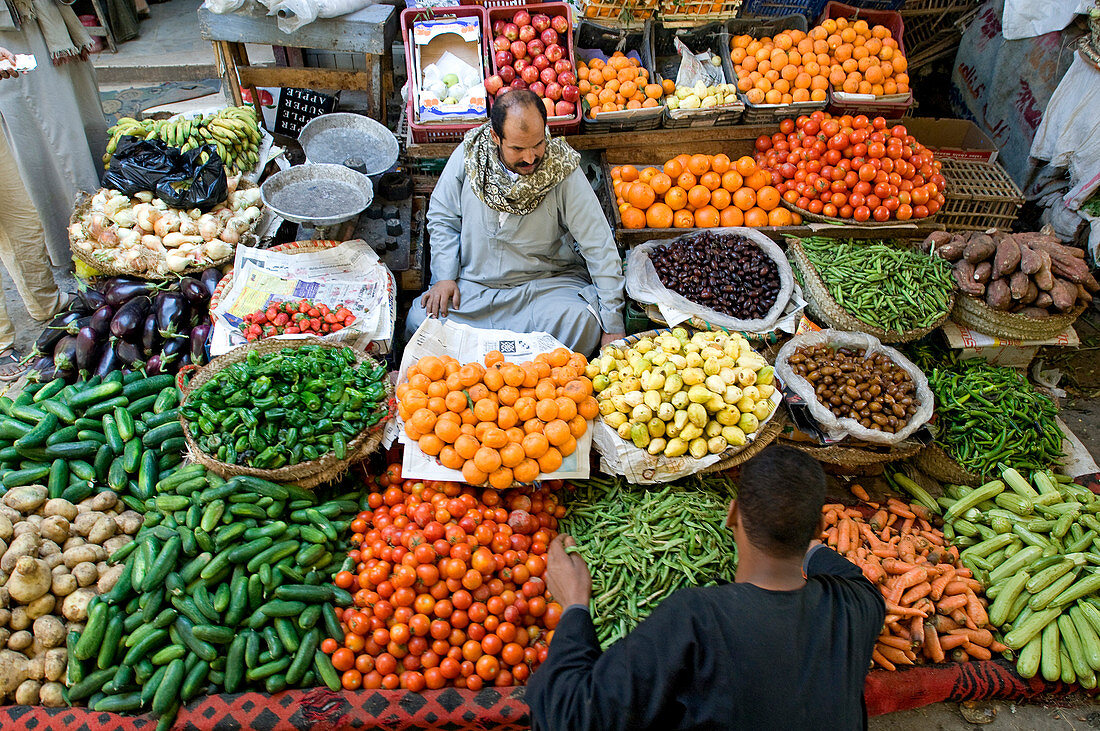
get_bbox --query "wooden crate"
[937,158,1024,231]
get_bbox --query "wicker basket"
[179,337,392,488]
[69,182,258,280]
[951,295,1086,342]
[938,158,1024,231]
[779,435,924,465]
[913,443,982,486]
[781,198,936,227]
[788,237,955,343]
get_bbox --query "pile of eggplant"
[29,268,223,382]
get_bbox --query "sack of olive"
[775,330,933,445]
[625,228,799,334]
[923,230,1098,317]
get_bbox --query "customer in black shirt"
[526,445,886,731]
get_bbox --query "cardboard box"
[410,15,487,124]
[899,118,999,164]
[940,320,1079,368]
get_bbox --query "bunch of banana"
[103,106,262,175]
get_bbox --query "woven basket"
[778,434,924,466]
[179,337,392,488]
[69,182,259,280]
[788,238,955,343]
[951,295,1086,341]
[912,443,983,486]
[781,198,937,228]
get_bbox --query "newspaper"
[210,240,395,356]
[384,318,592,483]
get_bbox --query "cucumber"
[32,379,65,403]
[9,403,47,424]
[13,413,57,449]
[144,421,184,448]
[224,634,247,693]
[286,628,320,685]
[2,464,50,488]
[114,405,136,442]
[181,660,210,701]
[154,386,179,414]
[68,381,123,409]
[47,459,68,498]
[94,691,143,713]
[137,450,159,499]
[68,667,116,702]
[108,456,128,492]
[85,395,130,419]
[193,624,235,645]
[144,409,181,429]
[150,644,187,665]
[152,657,186,716]
[125,393,159,417]
[124,373,176,400]
[41,399,77,424]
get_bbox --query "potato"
[0,608,9,627]
[38,516,68,544]
[0,506,19,525]
[14,679,40,705]
[61,536,84,552]
[2,533,40,574]
[62,545,98,569]
[72,562,98,588]
[43,648,66,682]
[87,516,116,545]
[32,616,64,649]
[39,681,65,707]
[8,607,28,631]
[7,630,31,651]
[103,535,132,557]
[97,565,124,595]
[0,514,12,542]
[115,511,143,536]
[61,588,95,622]
[83,492,118,512]
[42,553,64,570]
[41,499,76,522]
[71,513,98,538]
[1,486,46,514]
[50,573,76,598]
[24,595,55,620]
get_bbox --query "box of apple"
[484,5,581,123]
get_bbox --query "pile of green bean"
[797,237,955,333]
[929,361,1064,477]
[559,476,737,648]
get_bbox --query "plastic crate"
[658,0,744,29]
[737,0,826,20]
[817,2,913,118]
[937,158,1024,231]
[485,2,583,133]
[576,20,664,133]
[401,5,490,143]
[650,22,745,128]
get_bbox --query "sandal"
[0,350,27,382]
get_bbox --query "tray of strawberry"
[239,299,356,340]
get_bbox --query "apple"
[529,81,545,97]
[494,35,511,52]
[513,10,530,27]
[540,66,557,85]
[510,40,528,60]
[495,50,514,68]
[554,100,575,116]
[527,39,544,57]
[551,15,568,33]
[521,65,540,84]
[554,59,572,75]
[557,70,576,87]
[545,82,562,101]
[562,84,580,103]
[545,44,564,63]
[493,19,505,34]
[519,24,537,42]
[510,78,528,90]
[499,65,516,83]
[531,13,551,32]
[503,23,519,41]
[532,54,549,71]
[513,58,529,72]
[484,75,504,96]
[542,97,555,117]
[540,28,558,47]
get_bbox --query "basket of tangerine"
[578,52,666,133]
[396,348,600,488]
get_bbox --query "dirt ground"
[872,698,1100,729]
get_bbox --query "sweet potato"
[1077,283,1093,304]
[1018,243,1042,275]
[1019,307,1051,319]
[1035,291,1054,309]
[964,234,996,264]
[953,262,985,297]
[1021,281,1039,305]
[985,279,1012,310]
[1034,252,1054,291]
[935,239,967,262]
[1051,278,1078,311]
[973,261,992,284]
[1009,271,1030,300]
[993,237,1021,278]
[921,231,951,253]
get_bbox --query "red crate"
[485,2,583,133]
[817,1,913,119]
[401,5,490,143]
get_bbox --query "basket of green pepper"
[178,337,392,488]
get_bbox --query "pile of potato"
[0,485,141,706]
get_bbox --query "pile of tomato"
[322,463,566,691]
[754,111,947,223]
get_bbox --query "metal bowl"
[260,163,374,227]
[298,112,400,178]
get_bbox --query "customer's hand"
[421,280,460,317]
[546,535,592,609]
[600,331,625,347]
[0,48,18,79]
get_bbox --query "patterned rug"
[99,79,224,125]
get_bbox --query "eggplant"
[49,315,92,337]
[104,278,158,307]
[200,268,223,298]
[90,305,115,338]
[161,337,187,361]
[154,292,188,334]
[27,355,56,383]
[116,340,144,365]
[190,323,211,366]
[77,288,108,312]
[173,351,192,374]
[93,341,122,379]
[34,311,83,353]
[110,296,151,340]
[75,327,100,374]
[180,277,210,306]
[146,353,169,376]
[53,335,79,372]
[141,314,161,355]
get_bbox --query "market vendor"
[404,89,625,355]
[527,446,886,730]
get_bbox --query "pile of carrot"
[823,485,1004,670]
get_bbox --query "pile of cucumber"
[0,373,186,505]
[941,466,1100,686]
[68,467,359,728]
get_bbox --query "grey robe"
[405,146,625,356]
[0,24,106,266]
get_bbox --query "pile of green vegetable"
[559,476,737,648]
[795,237,955,333]
[0,372,185,503]
[941,466,1100,687]
[180,344,388,469]
[928,362,1063,477]
[68,467,358,727]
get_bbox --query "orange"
[458,363,483,387]
[699,171,721,191]
[434,419,460,444]
[710,188,731,210]
[562,379,590,403]
[411,407,437,434]
[687,154,711,176]
[454,434,480,460]
[645,83,663,99]
[711,153,731,173]
[639,166,658,184]
[427,396,447,415]
[621,206,646,229]
[482,367,504,392]
[500,364,524,388]
[687,185,711,209]
[419,434,444,457]
[734,156,757,177]
[467,383,490,403]
[473,398,498,422]
[694,206,720,228]
[768,207,793,226]
[537,447,563,474]
[497,405,518,430]
[513,458,540,484]
[744,207,770,227]
[505,426,525,443]
[461,461,488,486]
[627,184,656,210]
[482,427,508,449]
[557,436,578,458]
[408,373,431,392]
[445,372,463,391]
[555,396,578,421]
[642,202,671,228]
[488,466,514,490]
[439,445,463,470]
[567,414,588,439]
[499,442,526,469]
[663,158,683,178]
[418,356,445,381]
[521,432,550,459]
[676,171,697,190]
[444,390,467,413]
[665,186,688,211]
[548,348,571,367]
[745,170,770,191]
[674,209,695,228]
[473,446,502,473]
[535,399,559,422]
[578,396,599,420]
[756,185,781,211]
[721,170,744,191]
[650,173,672,195]
[732,187,756,211]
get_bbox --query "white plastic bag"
[775,330,933,445]
[267,0,374,33]
[626,227,800,334]
[203,0,249,13]
[672,36,723,88]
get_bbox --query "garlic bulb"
[187,208,203,220]
[165,252,190,272]
[134,191,154,203]
[179,218,200,237]
[91,190,109,212]
[104,195,129,218]
[99,226,120,247]
[154,211,181,238]
[111,208,136,228]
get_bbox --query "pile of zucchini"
[941,466,1100,685]
[0,372,185,505]
[68,467,358,728]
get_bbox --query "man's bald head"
[490,89,549,176]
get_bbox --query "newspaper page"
[210,240,395,355]
[384,318,592,482]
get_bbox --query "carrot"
[844,508,863,519]
[964,642,992,661]
[924,624,945,663]
[877,645,915,666]
[878,634,912,651]
[945,579,983,595]
[901,582,932,605]
[860,561,887,585]
[881,558,920,575]
[872,648,896,671]
[936,594,968,613]
[886,512,899,528]
[886,601,928,618]
[921,531,945,547]
[949,628,993,646]
[870,509,889,532]
[938,633,970,651]
[965,591,988,629]
[989,640,1008,654]
[930,614,960,633]
[950,609,971,627]
[909,615,925,648]
[886,567,928,604]
[929,567,956,600]
[900,517,915,535]
[954,566,972,579]
[951,648,970,663]
[851,484,870,502]
[837,518,854,555]
[910,503,933,523]
[824,526,839,548]
[887,499,916,519]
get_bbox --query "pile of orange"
[578,53,665,118]
[611,153,804,229]
[731,17,910,102]
[397,349,598,488]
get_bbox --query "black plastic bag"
[102,136,228,212]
